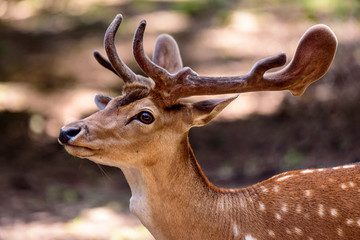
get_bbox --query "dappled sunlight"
[229,11,259,34]
[67,207,153,240]
[313,83,337,102]
[0,0,128,20]
[330,19,360,42]
[128,11,190,34]
[0,221,74,240]
[193,9,360,76]
[219,92,288,120]
[0,82,98,137]
[194,10,300,68]
[0,206,153,240]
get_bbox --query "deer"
[58,14,360,240]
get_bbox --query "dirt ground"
[1,1,360,239]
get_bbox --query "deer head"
[59,14,336,169]
[58,14,339,240]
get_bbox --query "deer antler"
[94,14,137,83]
[133,20,197,92]
[95,15,337,106]
[174,24,338,99]
[133,20,337,105]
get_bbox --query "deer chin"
[63,143,98,158]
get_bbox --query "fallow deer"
[59,14,359,240]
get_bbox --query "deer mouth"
[58,128,100,158]
[59,141,98,158]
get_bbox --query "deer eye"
[137,111,154,124]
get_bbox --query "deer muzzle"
[58,127,81,144]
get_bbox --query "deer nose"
[58,127,81,144]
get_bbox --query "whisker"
[96,164,113,183]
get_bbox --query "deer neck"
[120,135,257,240]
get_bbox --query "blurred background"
[1,0,360,239]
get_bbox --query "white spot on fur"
[337,228,343,236]
[259,202,265,211]
[296,204,302,213]
[233,224,239,237]
[330,208,338,217]
[273,186,279,192]
[268,230,275,237]
[343,164,355,169]
[318,204,324,217]
[281,203,288,212]
[346,219,354,225]
[275,213,282,220]
[239,198,247,209]
[260,186,268,193]
[218,200,225,210]
[333,166,341,170]
[317,168,325,172]
[245,234,257,240]
[357,219,360,226]
[349,181,355,187]
[301,169,313,174]
[285,228,291,234]
[277,175,293,181]
[340,183,347,189]
[308,237,314,240]
[304,190,312,197]
[294,227,303,235]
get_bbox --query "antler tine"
[133,20,199,98]
[93,50,120,76]
[248,53,287,78]
[133,20,170,89]
[104,14,137,83]
[166,24,337,104]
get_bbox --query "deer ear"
[94,94,113,110]
[189,95,238,127]
[153,34,183,74]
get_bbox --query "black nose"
[58,127,81,144]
